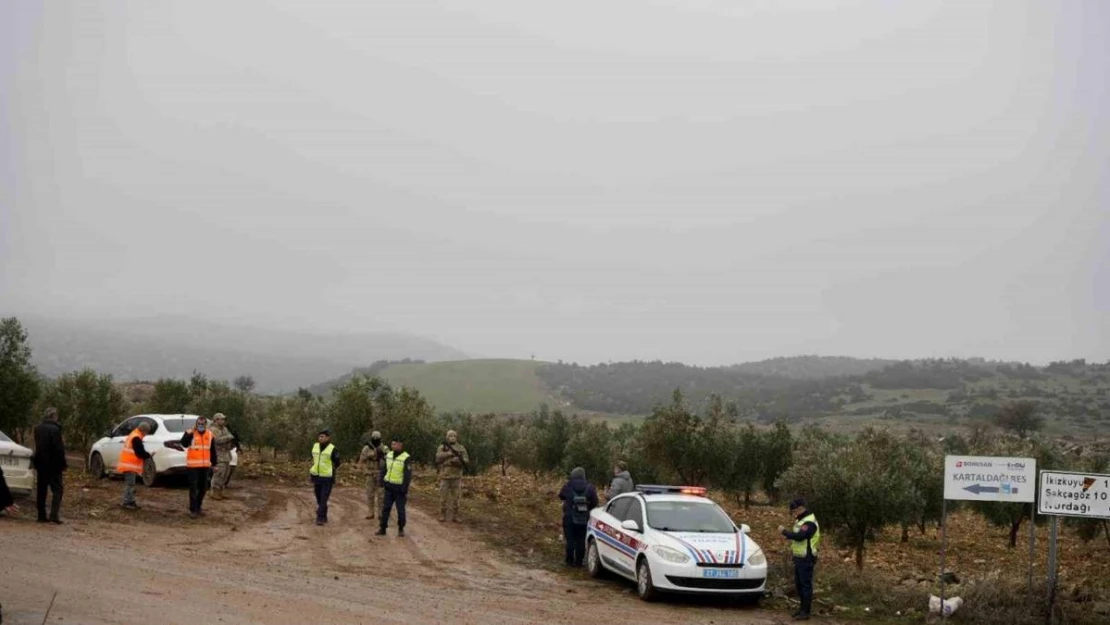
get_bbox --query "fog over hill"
[18,315,468,393]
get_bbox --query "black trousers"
[36,471,63,521]
[793,557,816,614]
[187,468,210,513]
[563,518,587,565]
[313,476,334,522]
[380,487,407,529]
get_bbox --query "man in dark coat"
[32,407,67,524]
[558,466,599,567]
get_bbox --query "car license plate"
[0,456,18,466]
[703,568,741,578]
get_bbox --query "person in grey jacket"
[606,461,633,499]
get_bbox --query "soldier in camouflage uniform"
[208,413,236,499]
[357,431,388,520]
[434,430,469,523]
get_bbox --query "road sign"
[944,455,1036,503]
[1038,470,1110,519]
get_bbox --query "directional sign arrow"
[964,484,1000,495]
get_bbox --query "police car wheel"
[586,541,604,578]
[636,558,657,602]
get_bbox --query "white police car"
[586,485,767,602]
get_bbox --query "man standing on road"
[558,467,599,568]
[357,431,387,520]
[375,436,411,538]
[208,413,236,499]
[605,461,633,500]
[180,415,216,519]
[119,422,153,510]
[434,429,469,523]
[32,407,67,524]
[310,428,340,526]
[780,498,820,621]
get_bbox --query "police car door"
[597,496,635,577]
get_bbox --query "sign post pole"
[1047,516,1058,611]
[939,497,948,621]
[1028,502,1035,599]
[1037,470,1110,617]
[942,455,1037,615]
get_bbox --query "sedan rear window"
[646,501,737,533]
[160,417,197,433]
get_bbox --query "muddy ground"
[0,473,800,625]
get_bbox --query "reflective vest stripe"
[310,443,335,478]
[185,430,213,468]
[118,429,145,474]
[384,451,409,485]
[791,513,820,558]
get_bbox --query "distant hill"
[19,315,468,394]
[310,359,567,414]
[729,355,896,379]
[536,358,1110,435]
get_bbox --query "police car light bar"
[636,484,707,496]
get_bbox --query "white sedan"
[586,485,768,602]
[0,430,35,496]
[89,414,200,486]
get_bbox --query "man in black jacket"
[32,407,67,524]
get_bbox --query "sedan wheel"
[586,541,605,578]
[89,453,105,479]
[636,558,657,602]
[141,458,157,487]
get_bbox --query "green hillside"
[380,359,566,414]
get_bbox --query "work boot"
[374,528,386,536]
[189,512,198,519]
[50,518,63,525]
[793,613,810,621]
[398,528,405,538]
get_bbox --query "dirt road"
[1,480,795,625]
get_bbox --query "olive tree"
[779,427,920,568]
[0,317,42,439]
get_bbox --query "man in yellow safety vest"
[309,428,341,526]
[374,436,412,538]
[780,497,820,621]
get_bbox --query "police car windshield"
[646,501,736,533]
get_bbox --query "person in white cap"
[357,431,388,520]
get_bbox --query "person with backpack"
[557,466,599,568]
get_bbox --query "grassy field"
[380,358,569,414]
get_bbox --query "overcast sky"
[2,0,1107,366]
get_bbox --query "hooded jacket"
[606,471,633,498]
[558,472,599,519]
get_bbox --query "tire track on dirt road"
[0,483,799,625]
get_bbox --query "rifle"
[441,441,469,473]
